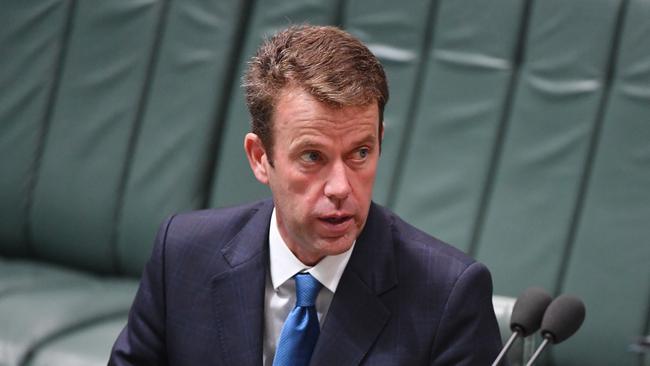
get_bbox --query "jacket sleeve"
[429,261,503,365]
[108,216,174,366]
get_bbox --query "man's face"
[245,87,381,265]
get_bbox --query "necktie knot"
[295,273,322,307]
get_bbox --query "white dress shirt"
[262,208,355,365]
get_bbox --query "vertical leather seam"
[333,0,347,27]
[110,0,172,276]
[466,0,535,258]
[385,0,442,209]
[201,0,257,209]
[24,0,78,258]
[553,0,631,295]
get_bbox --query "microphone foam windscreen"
[540,294,586,344]
[510,287,553,336]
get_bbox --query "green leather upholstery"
[1,0,649,365]
[474,1,650,364]
[556,0,650,363]
[392,0,526,252]
[475,0,621,295]
[25,317,128,366]
[0,281,136,365]
[28,0,161,273]
[0,260,93,296]
[0,0,69,256]
[114,0,246,276]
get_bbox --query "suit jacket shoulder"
[110,199,274,366]
[166,199,272,253]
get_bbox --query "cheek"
[354,168,377,194]
[285,172,313,196]
[284,165,326,195]
[280,173,322,217]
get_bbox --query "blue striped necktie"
[273,273,322,366]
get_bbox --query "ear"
[244,133,270,185]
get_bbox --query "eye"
[299,151,322,163]
[353,147,370,161]
[359,148,369,158]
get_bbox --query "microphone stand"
[491,331,520,366]
[525,338,550,366]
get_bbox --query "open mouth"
[321,216,350,224]
[319,215,353,225]
[317,215,354,236]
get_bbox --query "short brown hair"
[244,25,389,162]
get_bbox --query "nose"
[324,160,352,201]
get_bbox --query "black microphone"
[525,294,586,366]
[492,287,553,366]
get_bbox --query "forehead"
[272,87,379,143]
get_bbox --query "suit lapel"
[210,200,273,366]
[310,203,397,366]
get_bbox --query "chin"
[320,237,356,256]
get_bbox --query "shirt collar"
[268,208,355,293]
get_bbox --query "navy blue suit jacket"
[110,199,502,365]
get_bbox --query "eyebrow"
[289,138,326,151]
[353,134,378,147]
[290,133,378,151]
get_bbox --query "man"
[110,25,502,365]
